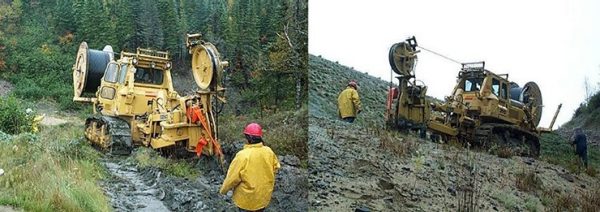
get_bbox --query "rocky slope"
[308,55,600,211]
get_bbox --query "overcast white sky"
[309,0,600,129]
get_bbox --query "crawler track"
[475,123,540,157]
[85,116,132,155]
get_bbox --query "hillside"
[308,54,600,211]
[309,55,390,126]
[557,91,600,147]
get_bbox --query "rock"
[406,202,417,208]
[280,155,301,166]
[523,158,535,165]
[315,180,328,189]
[447,187,457,196]
[0,80,13,97]
[318,192,328,198]
[558,173,574,182]
[355,207,371,212]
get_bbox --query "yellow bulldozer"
[385,37,561,157]
[72,33,228,162]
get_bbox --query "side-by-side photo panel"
[0,0,307,211]
[309,0,600,211]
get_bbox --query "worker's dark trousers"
[342,117,355,123]
[577,151,588,168]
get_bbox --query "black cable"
[417,45,463,65]
[84,49,111,93]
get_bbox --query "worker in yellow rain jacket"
[337,80,362,123]
[220,123,280,211]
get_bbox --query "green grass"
[492,190,519,210]
[524,196,540,212]
[515,167,543,192]
[0,123,110,211]
[540,132,600,174]
[133,148,200,180]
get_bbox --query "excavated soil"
[309,115,598,211]
[101,151,307,211]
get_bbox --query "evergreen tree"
[158,0,181,58]
[0,0,308,111]
[110,0,136,52]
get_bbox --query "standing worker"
[220,123,280,212]
[337,80,362,123]
[571,127,588,170]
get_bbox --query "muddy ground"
[33,104,307,211]
[101,151,307,211]
[308,115,598,211]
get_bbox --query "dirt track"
[0,80,12,96]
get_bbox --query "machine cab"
[454,62,511,120]
[97,49,176,116]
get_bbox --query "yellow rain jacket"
[31,114,45,133]
[220,143,280,210]
[337,86,361,118]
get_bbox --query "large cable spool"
[73,42,112,98]
[509,81,543,126]
[389,41,418,76]
[190,42,224,90]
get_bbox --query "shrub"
[587,92,600,112]
[515,168,543,192]
[549,193,576,211]
[378,131,418,158]
[497,146,513,159]
[581,187,600,212]
[219,107,308,161]
[0,96,33,134]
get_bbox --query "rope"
[417,45,463,65]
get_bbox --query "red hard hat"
[348,80,358,88]
[243,123,263,137]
